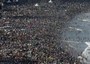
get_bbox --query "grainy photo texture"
[0,0,90,64]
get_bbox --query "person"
[7,0,11,3]
[15,0,18,2]
[0,2,3,19]
[0,3,2,10]
[13,0,18,4]
[13,0,18,2]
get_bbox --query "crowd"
[0,1,89,64]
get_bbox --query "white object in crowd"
[49,0,53,3]
[35,3,39,7]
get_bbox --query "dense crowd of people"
[0,1,90,64]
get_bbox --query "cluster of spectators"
[0,1,89,64]
[2,3,57,17]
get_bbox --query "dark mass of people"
[0,0,90,64]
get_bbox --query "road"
[62,12,90,56]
